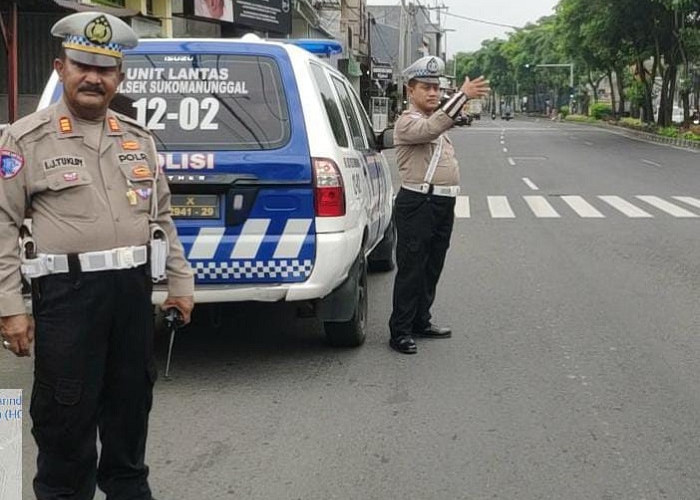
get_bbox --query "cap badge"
[426,58,439,74]
[85,15,112,45]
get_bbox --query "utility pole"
[397,0,410,110]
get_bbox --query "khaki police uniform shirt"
[0,98,194,316]
[394,105,460,186]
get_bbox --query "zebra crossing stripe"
[560,196,605,218]
[488,196,515,218]
[524,196,560,218]
[636,196,699,218]
[672,196,700,210]
[598,196,653,218]
[454,196,470,218]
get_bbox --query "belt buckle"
[115,247,135,268]
[420,183,431,194]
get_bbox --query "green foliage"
[682,131,700,142]
[589,103,613,120]
[565,114,597,123]
[559,105,570,118]
[658,126,679,138]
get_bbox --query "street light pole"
[535,63,575,114]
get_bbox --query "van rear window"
[113,54,290,151]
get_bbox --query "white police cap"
[51,11,138,67]
[403,56,445,84]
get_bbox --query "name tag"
[43,155,85,171]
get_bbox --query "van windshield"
[113,54,290,151]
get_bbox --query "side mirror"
[375,127,395,151]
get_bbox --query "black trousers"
[389,188,456,338]
[30,267,156,500]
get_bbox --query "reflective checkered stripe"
[180,218,316,284]
[194,260,314,280]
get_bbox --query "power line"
[442,11,519,29]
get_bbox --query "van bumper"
[151,228,362,304]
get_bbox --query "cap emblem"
[426,58,439,74]
[85,15,112,45]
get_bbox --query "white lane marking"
[231,219,271,258]
[598,196,653,218]
[672,196,700,209]
[635,196,699,218]
[488,196,515,218]
[454,196,470,218]
[500,140,505,145]
[511,156,548,161]
[273,219,313,258]
[560,196,605,218]
[524,196,561,218]
[507,157,516,166]
[503,148,509,153]
[522,177,539,190]
[584,141,594,146]
[188,227,226,259]
[641,159,663,168]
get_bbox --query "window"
[331,77,366,150]
[347,86,377,150]
[114,54,290,151]
[310,63,348,148]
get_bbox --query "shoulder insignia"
[107,117,121,133]
[0,149,25,179]
[59,116,73,134]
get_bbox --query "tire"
[324,253,368,347]
[368,218,396,272]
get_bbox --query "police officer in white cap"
[388,56,489,354]
[0,11,194,499]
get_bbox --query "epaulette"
[112,111,151,137]
[4,108,53,142]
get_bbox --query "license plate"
[171,194,220,219]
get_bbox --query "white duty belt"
[402,135,460,197]
[21,245,148,279]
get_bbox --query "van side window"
[331,77,366,150]
[347,87,377,150]
[310,63,348,148]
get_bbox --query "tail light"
[312,158,346,217]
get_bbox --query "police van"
[39,36,395,347]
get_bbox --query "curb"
[563,118,700,151]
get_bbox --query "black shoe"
[390,335,417,354]
[413,324,452,338]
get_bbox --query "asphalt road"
[3,117,700,499]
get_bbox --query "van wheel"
[368,219,396,272]
[324,253,368,347]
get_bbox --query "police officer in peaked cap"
[0,11,194,499]
[388,56,489,354]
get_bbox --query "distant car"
[38,36,395,347]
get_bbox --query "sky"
[367,0,561,56]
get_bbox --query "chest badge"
[63,172,79,182]
[121,140,140,151]
[132,165,151,178]
[126,188,138,206]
